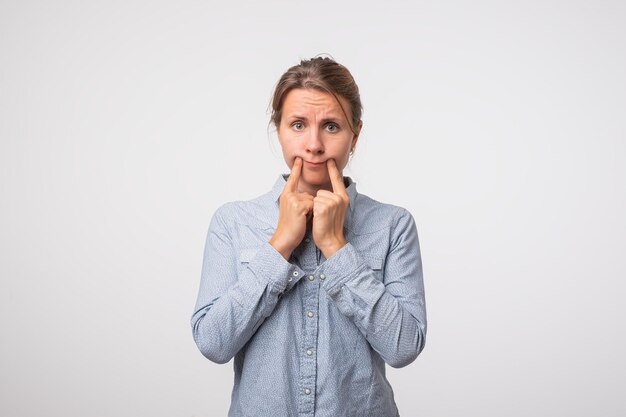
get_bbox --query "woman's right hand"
[269,157,314,260]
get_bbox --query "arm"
[190,203,303,364]
[318,207,427,368]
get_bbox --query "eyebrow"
[288,115,343,124]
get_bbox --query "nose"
[305,129,324,156]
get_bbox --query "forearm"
[191,241,302,364]
[318,243,427,368]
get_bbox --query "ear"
[351,120,363,150]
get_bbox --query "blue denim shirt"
[191,174,427,417]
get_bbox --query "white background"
[1,1,625,416]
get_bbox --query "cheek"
[335,156,349,172]
[330,143,352,169]
[277,138,297,168]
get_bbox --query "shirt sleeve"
[318,207,427,368]
[190,203,305,364]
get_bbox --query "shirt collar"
[270,173,358,233]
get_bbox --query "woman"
[191,56,427,417]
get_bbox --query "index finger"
[327,159,347,196]
[285,157,303,192]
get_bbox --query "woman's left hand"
[312,159,349,259]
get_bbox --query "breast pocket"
[364,257,384,282]
[348,227,389,282]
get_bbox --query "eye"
[291,121,304,131]
[325,123,340,133]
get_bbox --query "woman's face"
[277,88,361,194]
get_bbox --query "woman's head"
[271,56,363,193]
[271,57,363,134]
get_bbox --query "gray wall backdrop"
[1,0,625,416]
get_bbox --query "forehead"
[282,88,350,118]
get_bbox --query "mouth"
[304,160,326,169]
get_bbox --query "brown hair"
[270,56,363,136]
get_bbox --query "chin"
[303,171,330,184]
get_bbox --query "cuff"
[247,241,304,293]
[318,242,368,295]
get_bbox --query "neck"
[297,181,333,197]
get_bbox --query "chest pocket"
[365,256,384,282]
[348,226,389,282]
[348,225,389,253]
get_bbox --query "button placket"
[299,265,320,414]
[295,235,321,415]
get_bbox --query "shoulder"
[210,189,276,230]
[347,191,420,261]
[351,191,416,233]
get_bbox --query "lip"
[303,160,326,169]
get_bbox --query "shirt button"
[292,271,299,277]
[304,388,311,395]
[307,311,314,318]
[306,349,313,356]
[319,273,326,280]
[308,275,315,281]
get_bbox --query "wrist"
[319,238,346,259]
[269,235,294,260]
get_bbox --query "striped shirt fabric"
[191,174,427,417]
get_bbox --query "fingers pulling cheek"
[283,156,296,170]
[331,159,347,174]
